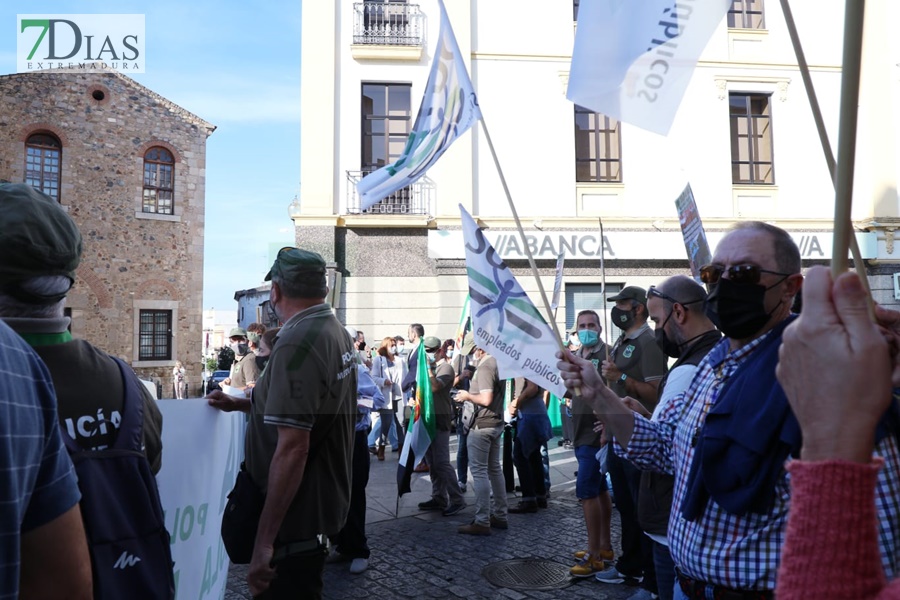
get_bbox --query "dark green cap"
[264,247,326,282]
[608,285,647,305]
[423,336,442,351]
[0,183,82,287]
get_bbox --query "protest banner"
[156,398,246,600]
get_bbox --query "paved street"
[226,435,643,599]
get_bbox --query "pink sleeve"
[777,459,894,600]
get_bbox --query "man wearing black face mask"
[556,223,900,599]
[222,327,260,392]
[596,287,667,592]
[639,276,720,600]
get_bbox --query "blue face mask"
[577,329,599,347]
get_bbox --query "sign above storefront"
[427,229,877,261]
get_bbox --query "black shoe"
[442,502,467,516]
[508,501,538,514]
[418,499,446,511]
[536,497,548,509]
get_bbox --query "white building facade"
[296,0,900,342]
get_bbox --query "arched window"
[25,133,62,201]
[143,147,175,214]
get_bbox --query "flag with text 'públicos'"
[460,205,566,398]
[397,342,436,497]
[567,0,731,135]
[358,0,482,210]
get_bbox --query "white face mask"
[426,352,436,363]
[448,349,457,359]
[396,345,406,354]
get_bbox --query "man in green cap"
[208,246,357,599]
[222,326,260,391]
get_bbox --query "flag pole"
[830,0,866,277]
[780,0,872,312]
[599,218,610,362]
[479,119,567,354]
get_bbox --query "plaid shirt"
[622,327,900,591]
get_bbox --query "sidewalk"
[226,435,639,599]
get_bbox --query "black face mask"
[611,306,636,331]
[654,310,682,359]
[705,277,783,340]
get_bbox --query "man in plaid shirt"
[559,222,900,599]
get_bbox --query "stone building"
[0,70,215,396]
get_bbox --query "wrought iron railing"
[353,2,424,46]
[345,170,433,215]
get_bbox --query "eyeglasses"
[699,264,791,285]
[647,286,702,306]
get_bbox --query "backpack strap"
[109,357,145,452]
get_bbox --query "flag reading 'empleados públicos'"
[460,205,566,399]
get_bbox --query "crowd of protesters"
[3,181,900,600]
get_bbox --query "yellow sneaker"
[569,554,606,578]
[573,549,614,562]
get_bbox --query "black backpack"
[61,357,175,600]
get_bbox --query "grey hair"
[0,276,69,318]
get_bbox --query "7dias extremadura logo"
[17,14,145,73]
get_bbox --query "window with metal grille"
[143,147,175,214]
[25,133,61,201]
[564,283,623,335]
[360,82,412,212]
[729,93,774,184]
[139,309,172,360]
[728,0,764,29]
[574,106,622,183]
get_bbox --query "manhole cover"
[482,558,571,590]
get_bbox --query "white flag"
[460,205,566,398]
[567,0,731,135]
[357,0,482,210]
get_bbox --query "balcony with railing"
[345,170,434,216]
[351,2,425,60]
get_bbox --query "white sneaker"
[349,558,368,574]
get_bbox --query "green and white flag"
[357,0,482,210]
[460,205,566,398]
[397,342,436,496]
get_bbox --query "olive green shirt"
[244,303,357,541]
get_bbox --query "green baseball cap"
[264,246,326,282]
[0,183,83,288]
[229,327,248,338]
[608,285,648,305]
[423,336,442,351]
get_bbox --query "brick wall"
[0,71,215,396]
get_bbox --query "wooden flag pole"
[479,119,571,360]
[780,0,873,311]
[830,0,867,277]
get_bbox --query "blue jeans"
[466,425,506,526]
[540,442,551,493]
[367,409,397,449]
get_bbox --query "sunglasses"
[699,264,791,285]
[648,285,703,307]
